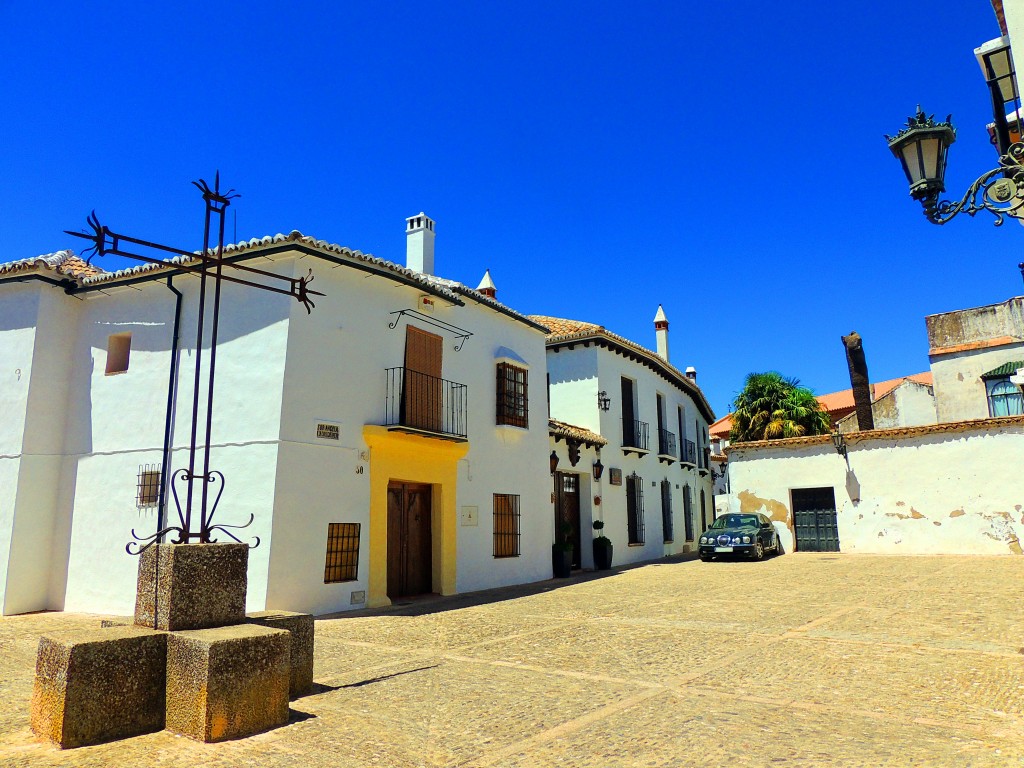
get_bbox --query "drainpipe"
[157,275,183,540]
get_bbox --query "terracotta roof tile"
[527,314,715,423]
[548,419,607,446]
[0,250,107,280]
[711,373,933,439]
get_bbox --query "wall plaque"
[316,422,340,440]
[609,468,622,486]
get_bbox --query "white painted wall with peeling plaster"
[725,420,1024,555]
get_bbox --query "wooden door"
[554,472,582,569]
[403,326,443,432]
[387,482,433,599]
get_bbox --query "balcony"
[621,419,650,456]
[657,429,677,464]
[680,439,697,466]
[383,367,468,441]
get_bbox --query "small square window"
[106,333,132,375]
[325,523,361,583]
[137,466,161,509]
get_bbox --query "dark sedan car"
[698,513,780,561]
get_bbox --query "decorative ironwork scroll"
[927,142,1024,226]
[387,308,473,351]
[66,174,324,554]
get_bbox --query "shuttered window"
[661,479,673,543]
[626,473,645,544]
[496,363,529,428]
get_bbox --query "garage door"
[791,487,839,552]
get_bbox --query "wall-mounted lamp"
[549,450,560,475]
[597,390,611,411]
[592,458,604,480]
[831,430,848,459]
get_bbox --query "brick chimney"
[476,269,496,299]
[405,213,435,274]
[654,305,669,361]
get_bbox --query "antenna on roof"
[233,209,237,243]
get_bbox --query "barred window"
[626,473,645,544]
[137,466,161,509]
[496,363,529,428]
[493,494,521,557]
[660,479,673,543]
[683,485,694,542]
[324,523,361,583]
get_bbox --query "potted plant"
[552,521,574,578]
[592,519,613,570]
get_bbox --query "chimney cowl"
[476,269,497,299]
[685,366,697,381]
[654,304,669,361]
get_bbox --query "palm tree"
[730,372,831,443]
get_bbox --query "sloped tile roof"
[527,314,715,423]
[711,372,934,438]
[548,419,607,447]
[1,231,546,332]
[0,250,107,280]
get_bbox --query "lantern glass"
[887,110,956,202]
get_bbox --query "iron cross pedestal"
[66,174,323,554]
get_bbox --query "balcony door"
[621,377,636,446]
[403,326,443,432]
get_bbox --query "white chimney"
[476,269,496,299]
[406,212,435,274]
[685,366,697,382]
[654,304,669,361]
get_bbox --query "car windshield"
[710,515,759,529]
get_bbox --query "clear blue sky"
[2,1,1018,417]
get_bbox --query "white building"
[0,216,555,617]
[533,306,717,568]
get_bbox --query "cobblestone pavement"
[2,554,1023,767]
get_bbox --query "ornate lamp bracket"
[928,143,1024,226]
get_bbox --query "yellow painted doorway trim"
[362,426,470,608]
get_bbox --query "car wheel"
[753,541,764,560]
[699,553,712,562]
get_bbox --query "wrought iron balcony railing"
[658,429,677,458]
[384,367,468,439]
[681,439,697,465]
[622,419,650,451]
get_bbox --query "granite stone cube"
[135,543,248,631]
[30,627,167,748]
[165,624,290,742]
[246,611,314,697]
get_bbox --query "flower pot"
[593,538,613,570]
[552,547,573,578]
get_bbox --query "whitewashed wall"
[930,343,1024,422]
[547,341,715,569]
[726,419,1024,555]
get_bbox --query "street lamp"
[886,107,1024,224]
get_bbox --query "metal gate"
[791,487,840,552]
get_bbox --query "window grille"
[683,485,694,542]
[660,479,673,542]
[493,494,521,557]
[496,363,529,427]
[324,523,361,583]
[136,465,161,509]
[626,473,645,544]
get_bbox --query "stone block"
[134,543,248,631]
[30,627,167,748]
[166,624,290,742]
[246,611,315,697]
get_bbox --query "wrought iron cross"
[66,174,324,554]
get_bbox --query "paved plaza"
[1,553,1023,767]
